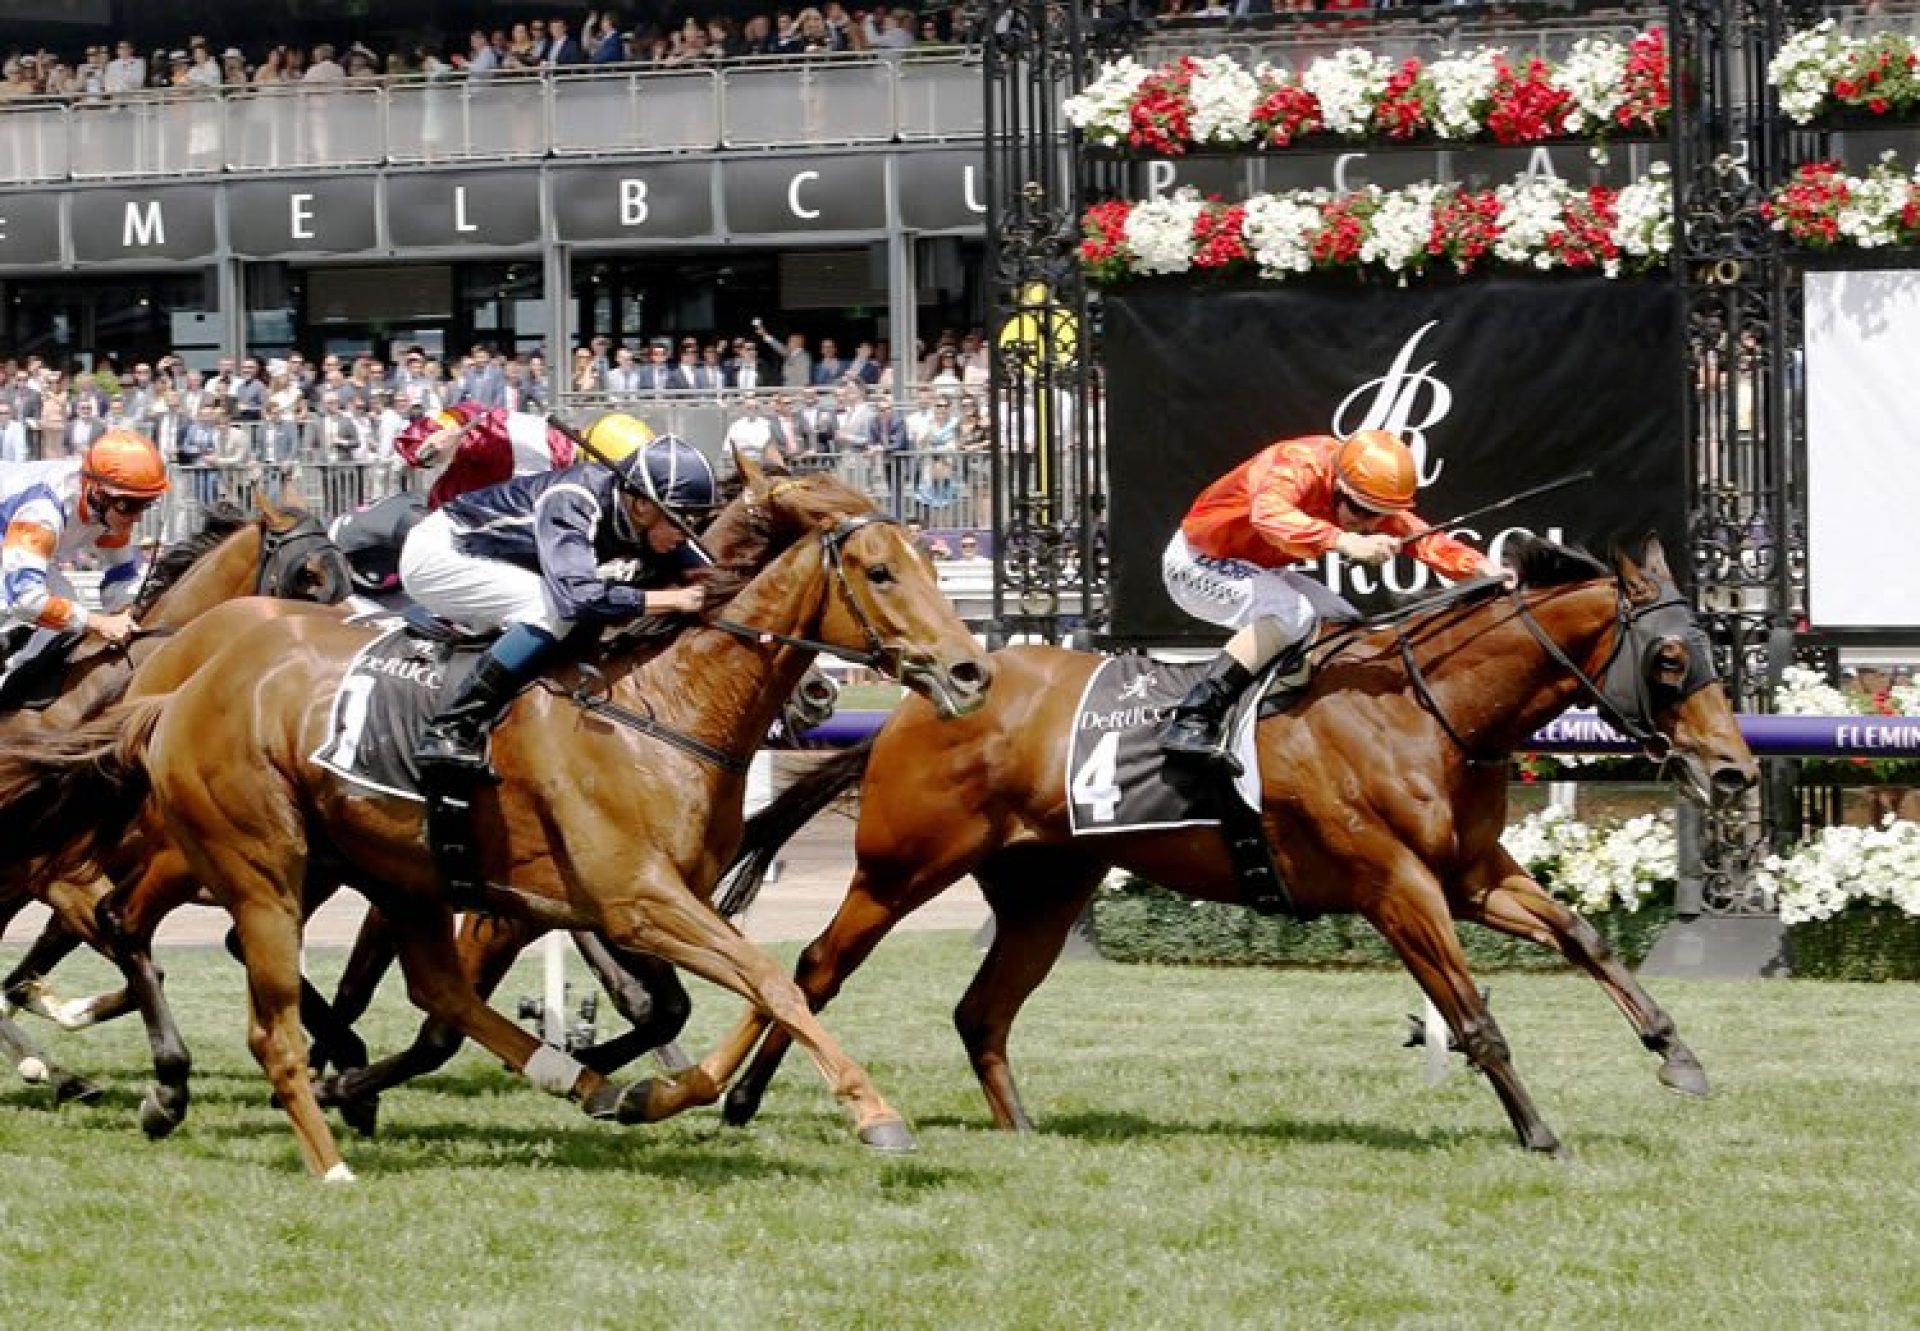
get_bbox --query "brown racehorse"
[713,536,1758,1157]
[0,457,989,1179]
[0,499,350,1117]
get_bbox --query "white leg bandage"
[525,1043,587,1098]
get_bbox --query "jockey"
[1158,429,1503,765]
[0,430,170,674]
[334,411,652,595]
[398,433,718,773]
[394,400,584,509]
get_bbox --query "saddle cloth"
[1064,656,1268,837]
[309,611,489,802]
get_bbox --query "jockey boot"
[415,624,558,777]
[1158,655,1256,768]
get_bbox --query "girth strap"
[558,668,750,774]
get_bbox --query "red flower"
[1486,56,1573,144]
[1251,82,1324,148]
[1615,27,1671,133]
[1127,59,1198,156]
[1192,203,1251,271]
[1370,59,1431,140]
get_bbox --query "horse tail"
[0,696,165,881]
[717,737,875,920]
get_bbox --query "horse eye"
[868,563,895,586]
[1652,642,1689,689]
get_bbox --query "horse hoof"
[338,1094,381,1139]
[720,1086,762,1129]
[1659,1055,1711,1099]
[858,1116,918,1154]
[583,1077,658,1125]
[15,1055,49,1085]
[138,1088,185,1140]
[322,1162,357,1185]
[54,1075,104,1107]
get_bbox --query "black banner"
[1104,278,1684,644]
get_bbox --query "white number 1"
[332,675,378,769]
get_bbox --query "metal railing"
[0,54,988,184]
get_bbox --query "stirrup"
[1159,717,1243,778]
[415,728,496,781]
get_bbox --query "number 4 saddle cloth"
[1064,655,1273,837]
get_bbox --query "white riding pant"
[398,509,570,637]
[1161,530,1354,649]
[1,568,81,673]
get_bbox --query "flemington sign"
[0,149,991,267]
[1529,711,1920,757]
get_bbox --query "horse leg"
[1454,847,1708,1097]
[1365,868,1565,1157]
[1,913,90,1023]
[596,892,915,1152]
[721,855,962,1129]
[88,855,203,1138]
[954,849,1106,1132]
[308,903,398,1077]
[0,1003,102,1105]
[317,911,542,1112]
[568,932,694,1077]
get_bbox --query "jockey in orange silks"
[1158,429,1505,765]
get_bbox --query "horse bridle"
[256,512,352,603]
[1401,579,1718,763]
[709,512,906,672]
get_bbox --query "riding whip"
[546,414,717,568]
[1397,467,1597,547]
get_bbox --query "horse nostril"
[1712,766,1754,797]
[948,659,988,691]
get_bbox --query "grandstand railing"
[0,53,990,184]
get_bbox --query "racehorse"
[0,497,352,1114]
[712,536,1758,1157]
[0,456,990,1179]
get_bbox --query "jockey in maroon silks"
[393,402,583,509]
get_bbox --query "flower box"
[1788,907,1920,981]
[1063,32,1670,158]
[1771,22,1920,127]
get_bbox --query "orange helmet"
[82,429,171,499]
[1333,430,1418,513]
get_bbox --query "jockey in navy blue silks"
[398,433,720,773]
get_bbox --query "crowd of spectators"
[0,5,978,102]
[0,321,1002,530]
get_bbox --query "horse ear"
[277,472,308,511]
[254,489,293,531]
[733,443,770,502]
[1637,532,1674,584]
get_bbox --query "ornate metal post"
[1669,0,1817,914]
[978,1,1129,645]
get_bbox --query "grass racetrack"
[1,932,1917,1329]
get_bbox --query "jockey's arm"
[1247,464,1344,565]
[1381,512,1496,582]
[2,518,87,634]
[531,483,659,624]
[95,541,143,613]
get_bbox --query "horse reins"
[562,510,905,773]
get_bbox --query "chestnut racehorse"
[714,537,1758,1157]
[0,500,350,1114]
[0,458,989,1179]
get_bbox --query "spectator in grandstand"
[755,317,814,388]
[867,8,918,51]
[183,40,221,90]
[570,345,603,394]
[672,338,722,392]
[866,396,909,453]
[811,337,848,387]
[304,44,344,83]
[544,17,587,67]
[831,381,875,454]
[729,338,766,391]
[587,12,627,63]
[313,391,362,460]
[34,372,69,460]
[764,392,807,463]
[105,40,146,95]
[604,344,644,395]
[66,396,108,455]
[457,344,507,409]
[252,45,290,84]
[0,403,27,464]
[799,386,837,455]
[523,353,551,411]
[221,47,249,85]
[724,394,776,465]
[460,29,501,75]
[230,357,268,423]
[957,531,982,561]
[740,14,778,55]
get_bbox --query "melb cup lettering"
[1332,319,1450,487]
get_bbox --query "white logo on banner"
[1332,319,1449,487]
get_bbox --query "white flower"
[1773,663,1855,716]
[1242,190,1327,275]
[1613,169,1673,264]
[1493,175,1574,268]
[1122,190,1206,275]
[1755,816,1920,924]
[1556,36,1630,135]
[1499,807,1677,915]
[1302,47,1394,137]
[1187,54,1262,146]
[1767,21,1856,125]
[1362,183,1439,272]
[1426,47,1503,139]
[1063,57,1154,146]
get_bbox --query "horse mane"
[133,504,255,615]
[1504,534,1610,589]
[695,468,878,614]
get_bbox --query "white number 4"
[1071,731,1122,824]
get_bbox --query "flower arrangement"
[1063,29,1670,155]
[1768,20,1920,125]
[1078,171,1673,284]
[1756,815,1920,925]
[1773,663,1920,719]
[1500,806,1677,915]
[1764,157,1920,250]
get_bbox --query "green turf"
[1,934,1916,1329]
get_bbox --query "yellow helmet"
[585,413,656,466]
